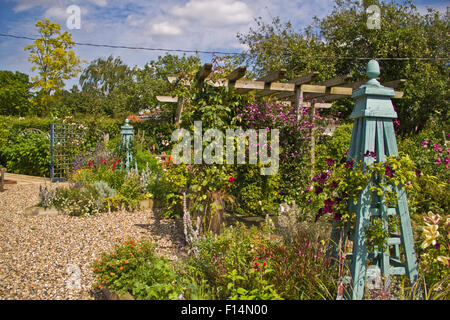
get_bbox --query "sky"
[0,0,448,89]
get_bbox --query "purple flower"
[345,160,354,169]
[435,157,442,164]
[385,166,395,178]
[328,181,339,190]
[333,212,342,221]
[314,186,323,195]
[445,157,450,165]
[326,158,335,167]
[363,150,377,160]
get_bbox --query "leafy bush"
[92,239,182,300]
[415,211,450,299]
[52,185,103,216]
[1,132,50,176]
[185,221,337,300]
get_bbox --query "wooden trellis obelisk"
[328,60,418,300]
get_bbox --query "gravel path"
[0,184,186,300]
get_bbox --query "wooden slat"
[317,74,352,87]
[276,72,320,99]
[258,69,286,83]
[330,86,353,95]
[226,66,247,81]
[254,82,296,97]
[300,84,326,94]
[156,96,178,103]
[393,91,404,98]
[196,63,213,81]
[382,79,406,88]
[167,76,177,84]
[232,80,266,91]
[236,69,286,94]
[167,76,190,86]
[287,71,320,85]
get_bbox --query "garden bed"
[0,184,185,300]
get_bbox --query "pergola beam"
[163,68,405,104]
[226,66,247,81]
[156,96,178,103]
[236,69,286,94]
[196,63,213,81]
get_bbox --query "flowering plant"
[304,152,421,250]
[417,211,450,293]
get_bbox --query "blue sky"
[0,0,448,89]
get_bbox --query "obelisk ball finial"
[366,60,381,86]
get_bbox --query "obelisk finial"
[366,59,381,86]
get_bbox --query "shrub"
[1,132,50,176]
[52,185,103,216]
[185,221,337,300]
[92,239,182,300]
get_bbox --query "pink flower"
[421,140,428,148]
[228,176,236,183]
[435,157,442,164]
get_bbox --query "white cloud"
[150,21,182,36]
[171,0,253,27]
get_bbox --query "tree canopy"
[237,0,449,133]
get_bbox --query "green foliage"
[397,123,449,217]
[0,115,122,176]
[24,18,84,115]
[418,211,450,300]
[0,70,33,116]
[231,166,280,215]
[315,123,353,172]
[118,170,143,210]
[52,185,103,216]
[237,0,449,133]
[1,132,50,176]
[185,222,337,300]
[92,239,182,300]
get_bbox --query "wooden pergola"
[156,62,405,115]
[155,62,406,174]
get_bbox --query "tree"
[314,0,449,133]
[0,70,33,116]
[79,55,132,95]
[237,16,336,81]
[237,0,449,133]
[24,18,84,115]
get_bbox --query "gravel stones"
[0,184,186,300]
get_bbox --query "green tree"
[237,0,449,133]
[0,70,33,116]
[24,18,84,115]
[79,55,132,95]
[315,0,449,133]
[237,16,336,81]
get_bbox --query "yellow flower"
[423,211,440,226]
[437,256,450,266]
[421,224,440,249]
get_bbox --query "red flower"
[345,160,354,169]
[228,176,236,183]
[385,166,395,178]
